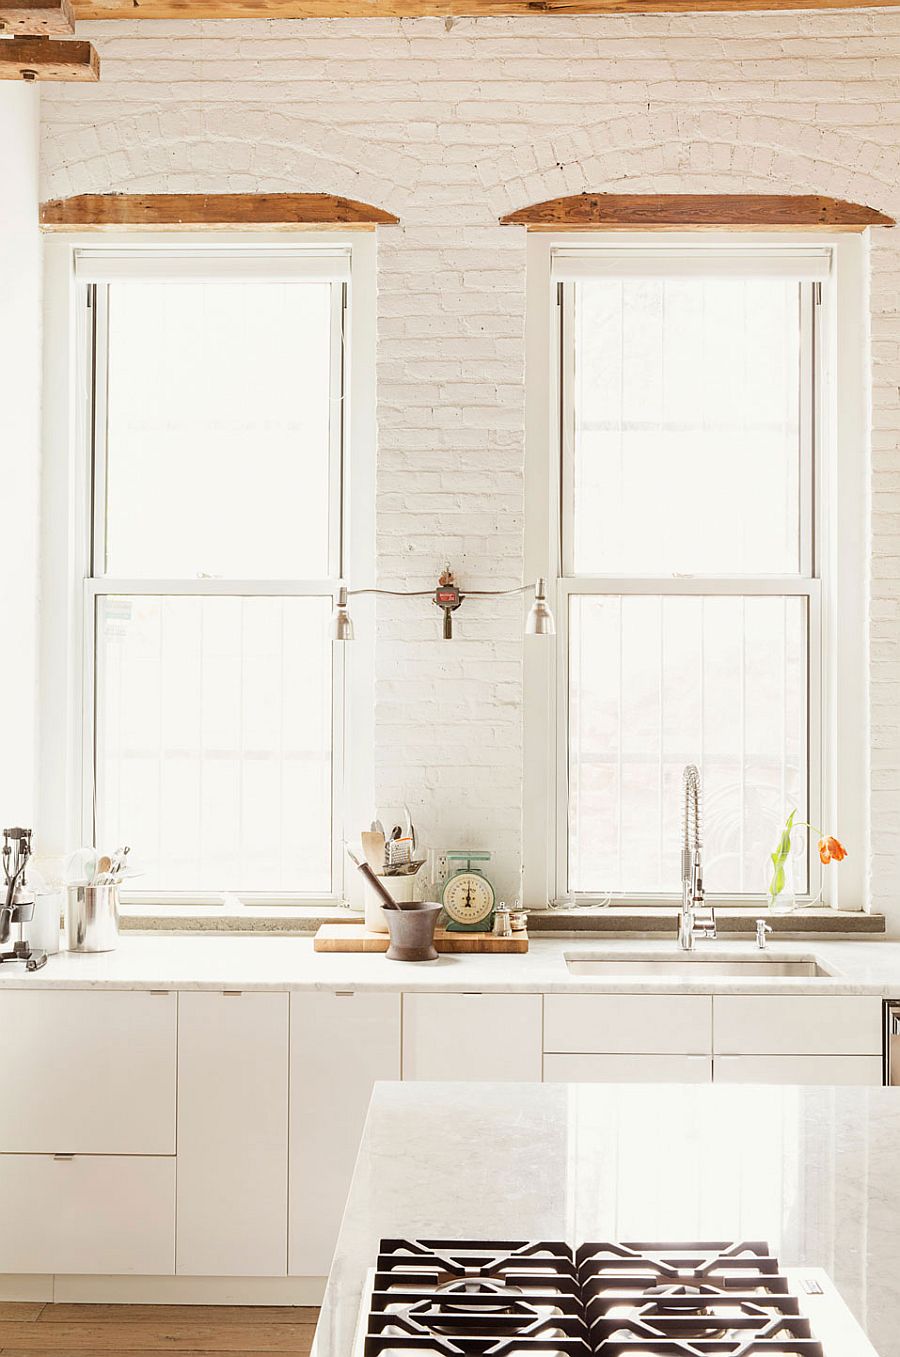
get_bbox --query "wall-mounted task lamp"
[330,567,555,641]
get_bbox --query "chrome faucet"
[678,765,716,950]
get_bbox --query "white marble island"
[316,1082,900,1357]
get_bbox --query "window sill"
[117,902,885,938]
[527,907,885,937]
[119,901,355,934]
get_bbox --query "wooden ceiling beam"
[0,0,74,34]
[0,36,99,79]
[72,0,900,18]
[40,192,401,230]
[500,193,896,231]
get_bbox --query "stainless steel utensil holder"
[66,884,119,953]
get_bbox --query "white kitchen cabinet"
[402,993,542,1081]
[0,1154,175,1274]
[0,990,176,1154]
[714,1054,883,1086]
[544,1052,712,1083]
[289,991,400,1277]
[713,996,882,1057]
[177,991,289,1277]
[543,994,711,1055]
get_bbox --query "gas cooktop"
[356,1238,876,1357]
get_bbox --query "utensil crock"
[66,884,119,953]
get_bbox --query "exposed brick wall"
[39,12,900,918]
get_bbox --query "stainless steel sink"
[565,955,834,978]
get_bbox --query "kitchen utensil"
[95,855,112,881]
[0,827,47,971]
[386,836,412,868]
[361,830,386,875]
[384,900,442,962]
[65,883,119,952]
[403,804,417,854]
[65,847,99,887]
[381,856,425,877]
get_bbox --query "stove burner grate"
[362,1241,826,1357]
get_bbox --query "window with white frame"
[79,249,348,898]
[554,245,830,904]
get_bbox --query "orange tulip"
[818,836,847,864]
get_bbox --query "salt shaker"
[493,900,512,939]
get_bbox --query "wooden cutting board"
[314,924,528,954]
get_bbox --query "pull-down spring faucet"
[678,765,716,950]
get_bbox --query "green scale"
[441,851,496,932]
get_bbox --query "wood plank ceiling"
[0,0,97,80]
[65,0,900,21]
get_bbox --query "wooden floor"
[0,1302,320,1354]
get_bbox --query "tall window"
[81,251,348,898]
[556,247,825,903]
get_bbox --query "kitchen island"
[315,1081,900,1357]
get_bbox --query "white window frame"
[523,231,869,913]
[39,233,377,915]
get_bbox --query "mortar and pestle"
[347,849,441,962]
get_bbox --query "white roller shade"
[551,247,832,281]
[74,248,351,283]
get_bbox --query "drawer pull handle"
[53,1153,74,1161]
[149,990,170,996]
[223,990,243,997]
[335,990,355,998]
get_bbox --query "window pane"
[94,595,332,893]
[568,594,808,896]
[572,277,803,575]
[104,282,334,578]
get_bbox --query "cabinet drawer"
[715,1055,883,1086]
[544,1053,712,1083]
[543,995,711,1055]
[403,994,542,1081]
[713,996,882,1056]
[0,991,176,1154]
[0,1154,175,1274]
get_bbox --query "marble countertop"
[5,932,900,995]
[316,1080,900,1357]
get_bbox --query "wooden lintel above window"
[0,36,97,79]
[0,0,74,35]
[501,193,896,231]
[39,192,401,231]
[72,0,900,16]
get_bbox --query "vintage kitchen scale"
[441,851,496,931]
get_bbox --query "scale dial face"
[442,871,495,927]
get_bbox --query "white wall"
[0,85,42,831]
[37,14,900,922]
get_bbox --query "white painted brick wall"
[37,12,900,919]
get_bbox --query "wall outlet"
[436,852,448,884]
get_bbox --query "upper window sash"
[557,252,822,583]
[550,246,832,281]
[74,248,351,283]
[86,266,347,584]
